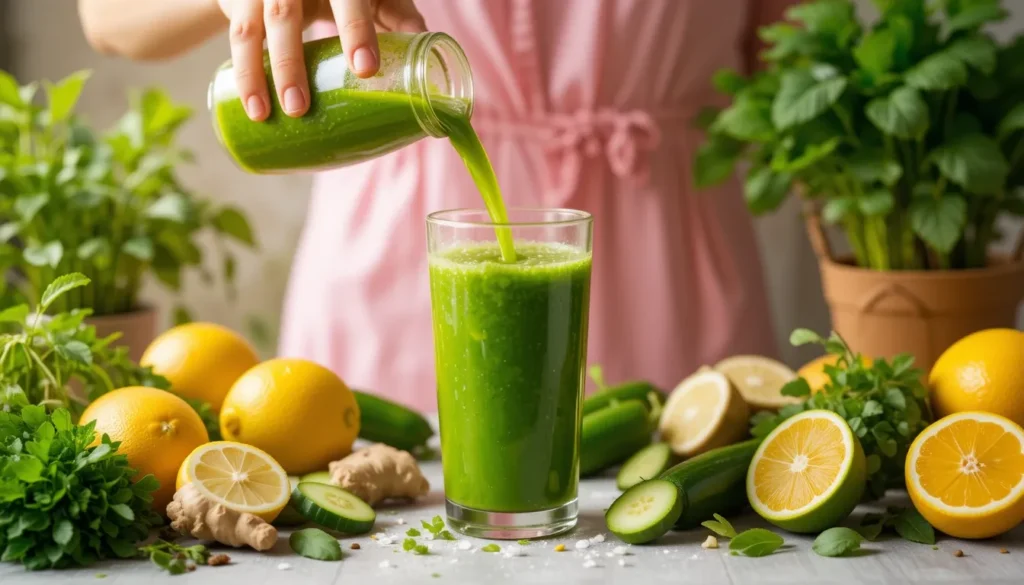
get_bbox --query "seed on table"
[208,554,231,566]
[953,550,964,557]
[1000,549,1009,554]
[351,543,361,550]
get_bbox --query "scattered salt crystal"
[662,549,670,554]
[689,554,701,561]
[575,540,590,550]
[589,534,606,544]
[379,561,392,569]
[582,559,598,569]
[450,559,459,564]
[605,552,614,558]
[503,545,524,558]
[618,559,627,567]
[372,532,386,539]
[377,536,394,546]
[612,546,628,556]
[277,563,292,571]
[396,518,406,525]
[457,540,473,551]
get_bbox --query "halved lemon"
[747,410,866,533]
[714,355,800,411]
[177,441,290,522]
[658,369,749,458]
[906,411,1024,539]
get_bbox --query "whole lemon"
[219,358,360,475]
[80,386,209,514]
[797,354,874,394]
[141,322,260,412]
[929,329,1024,426]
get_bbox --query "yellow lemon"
[798,354,873,394]
[80,386,209,514]
[658,369,749,458]
[141,322,260,412]
[747,410,866,533]
[929,329,1024,427]
[906,411,1024,539]
[219,358,360,475]
[713,354,800,411]
[177,441,289,522]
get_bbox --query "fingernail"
[245,95,266,120]
[353,48,377,75]
[283,87,305,115]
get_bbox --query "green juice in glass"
[429,242,591,517]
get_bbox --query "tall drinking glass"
[427,208,593,539]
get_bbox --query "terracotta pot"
[87,306,159,364]
[804,210,1024,374]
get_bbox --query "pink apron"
[279,0,784,412]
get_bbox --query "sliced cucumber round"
[292,481,376,534]
[301,470,333,485]
[605,479,683,545]
[616,443,675,490]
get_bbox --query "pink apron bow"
[544,109,662,203]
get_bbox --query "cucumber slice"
[301,470,333,485]
[605,479,683,544]
[292,482,376,534]
[616,443,675,490]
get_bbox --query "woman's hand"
[219,0,427,121]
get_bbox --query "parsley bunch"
[0,405,162,570]
[751,328,933,498]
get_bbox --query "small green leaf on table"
[701,513,738,538]
[892,508,936,545]
[729,529,784,557]
[813,527,863,557]
[481,544,501,553]
[290,528,343,561]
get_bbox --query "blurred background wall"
[2,0,1021,367]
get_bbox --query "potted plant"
[694,0,1024,372]
[0,69,256,359]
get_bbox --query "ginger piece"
[327,443,430,506]
[167,484,278,551]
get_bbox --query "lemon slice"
[713,355,800,411]
[747,410,866,533]
[906,411,1024,539]
[658,369,749,458]
[177,441,290,522]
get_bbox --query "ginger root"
[327,443,430,506]
[167,484,278,551]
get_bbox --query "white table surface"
[3,439,1022,584]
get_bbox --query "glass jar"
[208,32,474,174]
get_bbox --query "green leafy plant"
[138,540,210,575]
[694,0,1024,271]
[0,68,255,316]
[751,327,933,498]
[0,272,219,437]
[0,405,162,570]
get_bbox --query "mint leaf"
[997,103,1024,141]
[701,513,737,538]
[403,538,416,551]
[45,70,91,124]
[813,527,862,557]
[714,98,774,141]
[0,69,23,107]
[780,378,811,398]
[693,138,741,188]
[858,190,895,217]
[712,69,748,95]
[744,166,792,215]
[481,544,500,553]
[290,528,342,561]
[945,4,1008,36]
[866,86,929,139]
[730,529,784,557]
[892,508,935,545]
[406,528,421,537]
[944,35,997,75]
[0,305,30,324]
[854,28,896,75]
[212,206,256,247]
[789,328,823,346]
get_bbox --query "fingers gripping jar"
[208,32,474,174]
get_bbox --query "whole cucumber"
[580,399,653,476]
[583,381,667,416]
[352,390,434,451]
[659,438,762,529]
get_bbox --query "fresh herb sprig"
[701,514,785,557]
[813,527,863,557]
[289,528,342,561]
[0,272,219,437]
[420,515,456,541]
[856,507,936,544]
[0,405,162,570]
[750,328,932,498]
[138,540,210,574]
